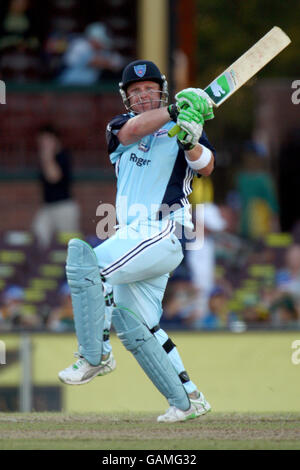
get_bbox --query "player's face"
[126,81,161,114]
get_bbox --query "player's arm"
[185,144,214,177]
[117,107,170,146]
[118,86,213,145]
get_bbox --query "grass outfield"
[0,412,300,450]
[1,332,300,450]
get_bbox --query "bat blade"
[205,26,291,107]
[168,26,291,137]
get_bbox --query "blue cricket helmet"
[120,60,165,90]
[119,59,168,112]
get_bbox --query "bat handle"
[168,102,189,137]
[168,124,181,138]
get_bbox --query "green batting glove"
[176,88,214,121]
[176,108,204,150]
[177,107,204,125]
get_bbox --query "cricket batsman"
[59,59,215,422]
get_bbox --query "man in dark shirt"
[32,124,80,248]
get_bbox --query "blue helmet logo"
[134,64,146,78]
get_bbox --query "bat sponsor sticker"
[205,71,236,105]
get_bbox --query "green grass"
[0,412,300,450]
[1,332,300,450]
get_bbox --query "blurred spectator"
[268,244,300,327]
[0,0,39,52]
[270,294,299,327]
[0,285,24,329]
[57,22,124,85]
[188,174,214,206]
[235,141,279,239]
[42,30,70,80]
[0,285,39,329]
[258,279,277,319]
[219,204,239,234]
[0,0,41,81]
[242,293,270,325]
[185,203,227,319]
[32,124,80,248]
[162,262,200,327]
[47,282,74,332]
[197,287,238,330]
[275,244,300,297]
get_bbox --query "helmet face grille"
[119,82,168,114]
[122,89,168,114]
[119,60,169,113]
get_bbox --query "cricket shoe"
[157,392,211,423]
[58,351,116,385]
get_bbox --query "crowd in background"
[1,144,300,332]
[1,225,300,333]
[0,0,131,84]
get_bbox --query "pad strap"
[112,309,190,410]
[149,324,176,353]
[163,338,176,354]
[149,324,160,334]
[179,371,190,384]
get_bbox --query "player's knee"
[66,238,102,288]
[67,238,97,266]
[112,308,152,352]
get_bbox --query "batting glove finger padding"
[176,111,203,149]
[177,130,201,150]
[176,107,204,147]
[177,107,204,125]
[177,130,196,144]
[175,87,214,121]
[176,120,203,141]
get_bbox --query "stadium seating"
[0,229,297,331]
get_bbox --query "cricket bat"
[168,26,291,137]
